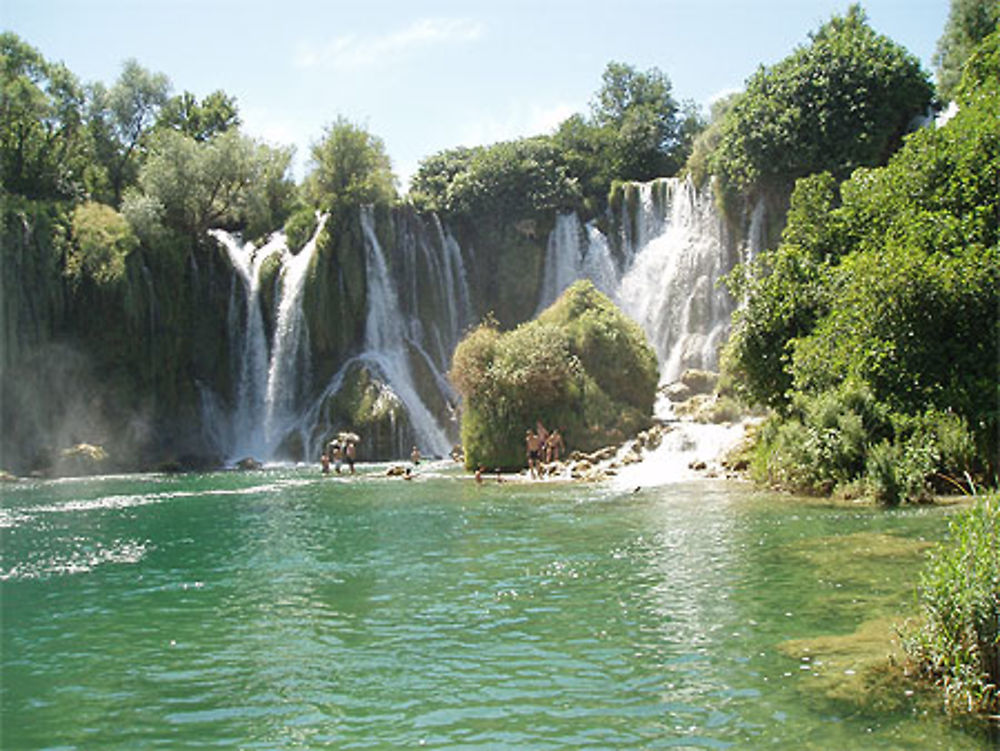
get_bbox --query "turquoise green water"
[0,466,991,749]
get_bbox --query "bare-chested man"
[525,429,543,478]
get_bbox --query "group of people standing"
[319,425,565,482]
[525,421,564,478]
[321,438,356,475]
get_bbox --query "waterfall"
[535,213,617,314]
[357,207,453,457]
[617,178,735,383]
[205,176,749,464]
[208,216,326,462]
[536,177,745,384]
[262,215,327,449]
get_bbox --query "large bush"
[710,5,933,203]
[450,281,657,470]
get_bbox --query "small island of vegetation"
[450,279,659,471]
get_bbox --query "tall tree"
[711,5,933,202]
[156,89,240,142]
[123,128,294,240]
[90,59,171,205]
[0,32,90,200]
[304,116,397,212]
[590,61,688,180]
[934,0,1000,102]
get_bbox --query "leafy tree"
[934,0,999,102]
[551,112,612,212]
[0,33,90,200]
[87,59,171,205]
[125,128,294,239]
[444,136,581,220]
[410,136,581,222]
[66,201,137,285]
[684,93,739,186]
[711,5,933,202]
[410,61,702,218]
[721,172,841,410]
[156,89,240,142]
[451,281,656,469]
[724,31,1000,491]
[591,61,689,180]
[304,116,397,213]
[407,146,479,213]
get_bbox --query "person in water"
[411,445,421,465]
[345,442,356,474]
[321,453,330,474]
[331,442,343,474]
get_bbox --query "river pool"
[0,465,992,749]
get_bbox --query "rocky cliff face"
[1,199,235,474]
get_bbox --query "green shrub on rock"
[450,280,657,470]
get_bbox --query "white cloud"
[295,18,484,71]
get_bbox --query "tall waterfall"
[354,207,454,457]
[205,176,748,463]
[536,177,745,384]
[207,207,469,463]
[208,217,326,462]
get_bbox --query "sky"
[5,0,950,189]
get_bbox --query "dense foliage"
[709,6,933,204]
[934,0,999,101]
[723,29,1000,503]
[450,281,657,470]
[2,32,92,201]
[1,34,302,473]
[409,61,703,219]
[303,116,397,214]
[904,494,1000,715]
[409,137,581,220]
[124,128,295,242]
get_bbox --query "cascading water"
[261,215,328,451]
[354,207,453,457]
[535,213,617,315]
[617,178,736,383]
[533,176,764,483]
[208,217,326,462]
[206,176,751,465]
[536,176,745,384]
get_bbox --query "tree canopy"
[709,5,933,203]
[934,0,999,101]
[722,29,1000,501]
[409,61,703,219]
[124,128,295,240]
[303,116,397,213]
[1,32,91,200]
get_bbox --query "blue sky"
[5,0,950,188]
